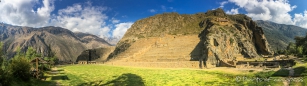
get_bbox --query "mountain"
[101,36,121,46]
[74,32,111,48]
[105,8,272,68]
[256,20,307,50]
[0,23,111,61]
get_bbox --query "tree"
[286,42,296,55]
[9,55,31,81]
[0,42,3,69]
[9,47,31,81]
[297,46,303,56]
[25,47,37,60]
[0,42,12,86]
[46,44,58,65]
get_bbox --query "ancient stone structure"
[105,8,273,69]
[198,9,273,68]
[78,61,87,64]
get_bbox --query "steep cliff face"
[0,24,111,61]
[107,8,272,68]
[198,10,272,68]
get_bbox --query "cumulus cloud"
[228,0,295,24]
[0,0,134,40]
[222,0,307,28]
[226,8,239,14]
[50,3,111,38]
[219,1,228,8]
[0,0,54,27]
[294,11,307,28]
[112,22,133,38]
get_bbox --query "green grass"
[31,64,307,86]
[37,65,242,86]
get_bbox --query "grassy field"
[29,64,307,86]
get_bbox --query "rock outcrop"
[198,9,272,68]
[107,8,272,68]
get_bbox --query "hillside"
[106,8,272,68]
[256,20,307,50]
[0,23,111,61]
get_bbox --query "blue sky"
[0,0,307,41]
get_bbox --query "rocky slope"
[106,8,272,68]
[74,32,111,48]
[256,20,307,50]
[76,46,115,62]
[0,23,111,61]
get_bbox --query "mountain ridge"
[256,20,307,50]
[0,23,111,61]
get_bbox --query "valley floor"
[31,63,307,86]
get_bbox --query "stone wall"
[106,61,199,68]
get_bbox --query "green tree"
[0,42,12,86]
[8,47,32,81]
[0,42,3,69]
[25,47,37,60]
[297,46,303,56]
[9,55,31,81]
[46,44,58,65]
[286,42,296,55]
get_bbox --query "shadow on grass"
[77,73,145,86]
[51,75,70,80]
[293,66,307,77]
[30,78,58,86]
[272,69,289,77]
[272,67,307,77]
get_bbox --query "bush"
[9,56,31,81]
[0,68,13,85]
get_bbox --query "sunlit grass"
[33,64,307,86]
[47,65,242,86]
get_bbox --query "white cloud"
[219,1,228,8]
[0,0,54,27]
[112,22,133,38]
[111,18,120,24]
[149,9,156,13]
[228,0,295,25]
[226,8,239,14]
[50,3,111,38]
[293,11,307,28]
[0,0,134,40]
[226,0,307,28]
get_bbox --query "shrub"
[9,55,31,81]
[230,38,234,44]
